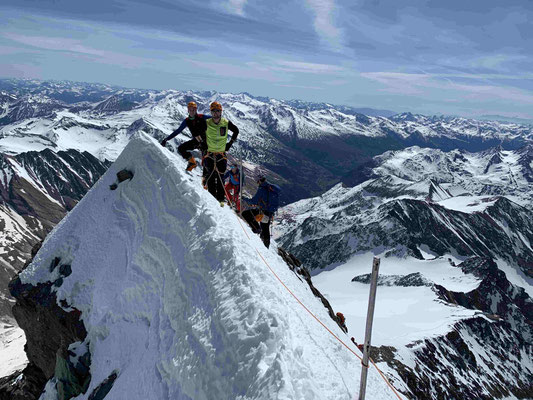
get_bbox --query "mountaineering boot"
[186,156,197,172]
[219,201,225,207]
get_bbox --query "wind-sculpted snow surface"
[19,133,401,400]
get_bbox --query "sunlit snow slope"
[19,133,402,400]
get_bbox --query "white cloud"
[4,33,105,56]
[273,60,344,74]
[183,58,280,82]
[304,0,342,50]
[3,33,152,68]
[361,71,533,104]
[468,54,529,71]
[436,54,531,74]
[361,72,427,95]
[224,0,247,16]
[276,83,323,90]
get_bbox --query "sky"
[1,0,532,119]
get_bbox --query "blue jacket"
[164,114,211,141]
[249,182,272,213]
[224,170,241,186]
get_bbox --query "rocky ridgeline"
[0,255,89,400]
[280,195,533,279]
[0,252,120,400]
[352,272,433,287]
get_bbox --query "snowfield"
[20,133,404,400]
[0,323,27,377]
[312,253,481,348]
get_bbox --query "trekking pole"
[359,257,380,400]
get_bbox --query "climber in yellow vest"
[204,101,239,205]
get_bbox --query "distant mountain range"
[1,78,533,202]
[277,145,533,272]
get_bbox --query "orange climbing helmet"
[187,101,197,109]
[210,101,222,111]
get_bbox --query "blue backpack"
[265,183,281,212]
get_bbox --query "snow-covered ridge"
[17,133,402,399]
[372,145,533,205]
[276,144,533,286]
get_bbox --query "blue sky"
[1,0,532,119]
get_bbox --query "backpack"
[264,183,281,213]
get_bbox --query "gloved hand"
[200,141,208,152]
[225,141,233,151]
[161,139,167,147]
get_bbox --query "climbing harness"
[203,151,229,200]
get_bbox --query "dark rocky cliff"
[0,252,90,400]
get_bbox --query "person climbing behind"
[224,165,242,212]
[242,175,281,248]
[336,312,348,333]
[160,101,210,171]
[203,101,239,205]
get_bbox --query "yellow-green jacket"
[206,118,239,152]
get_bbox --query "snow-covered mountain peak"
[389,112,424,122]
[369,145,533,205]
[15,132,400,399]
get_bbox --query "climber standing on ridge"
[224,165,242,212]
[204,101,239,206]
[242,175,280,248]
[160,101,210,171]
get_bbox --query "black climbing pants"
[178,138,200,160]
[204,153,227,202]
[242,209,272,248]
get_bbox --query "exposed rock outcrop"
[352,272,433,287]
[0,256,91,400]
